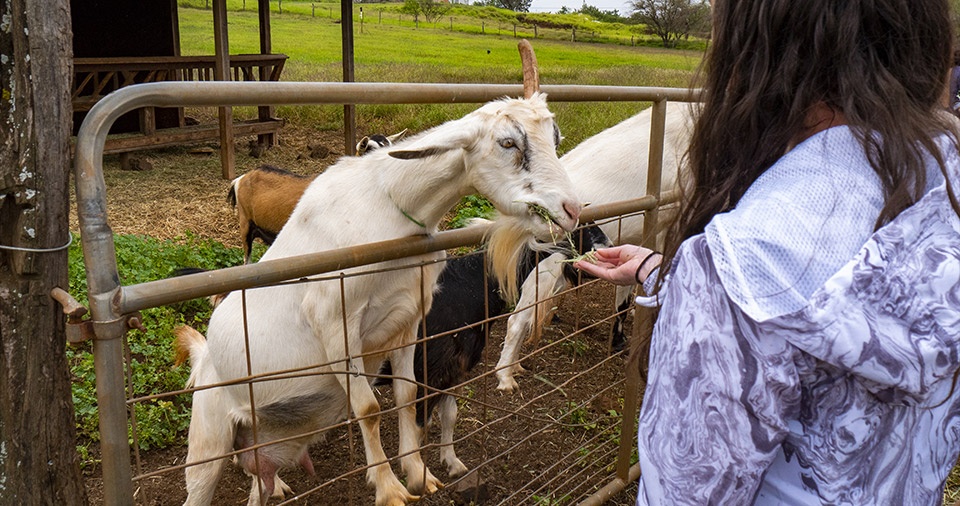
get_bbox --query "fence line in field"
[182,0,665,47]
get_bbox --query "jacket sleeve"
[636,236,804,505]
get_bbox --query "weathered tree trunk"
[0,0,89,503]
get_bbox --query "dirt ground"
[74,126,641,505]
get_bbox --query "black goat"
[375,222,611,478]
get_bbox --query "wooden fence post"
[0,1,91,504]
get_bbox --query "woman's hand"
[573,244,662,286]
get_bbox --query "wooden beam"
[257,0,277,146]
[341,0,356,155]
[212,0,236,180]
[0,0,94,503]
[97,119,284,155]
[170,0,181,56]
[258,0,272,55]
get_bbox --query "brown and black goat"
[226,165,313,263]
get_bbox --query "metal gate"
[71,81,696,505]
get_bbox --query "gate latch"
[51,287,94,344]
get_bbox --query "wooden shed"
[70,0,288,179]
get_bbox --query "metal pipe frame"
[613,99,668,486]
[73,81,698,505]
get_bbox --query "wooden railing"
[72,54,287,111]
[71,54,288,155]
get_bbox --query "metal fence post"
[612,98,667,488]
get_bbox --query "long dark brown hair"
[659,0,960,286]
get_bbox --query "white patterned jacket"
[635,126,960,505]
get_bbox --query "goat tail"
[226,174,245,208]
[485,215,535,305]
[173,325,209,388]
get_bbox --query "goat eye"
[499,138,516,149]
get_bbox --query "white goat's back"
[561,101,693,247]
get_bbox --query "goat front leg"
[334,354,415,506]
[438,394,468,478]
[496,253,566,392]
[391,339,442,495]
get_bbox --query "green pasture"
[175,2,703,149]
[176,0,700,48]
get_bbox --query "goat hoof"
[375,471,418,506]
[407,468,443,496]
[273,475,293,499]
[376,492,418,506]
[496,377,520,393]
[446,461,469,480]
[611,339,626,354]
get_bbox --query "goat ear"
[389,124,475,159]
[356,136,370,154]
[388,145,457,160]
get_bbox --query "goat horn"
[518,39,540,99]
[387,128,408,143]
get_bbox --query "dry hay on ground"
[68,126,346,247]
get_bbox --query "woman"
[575,1,960,504]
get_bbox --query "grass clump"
[445,194,497,230]
[68,232,246,464]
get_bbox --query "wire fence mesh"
[119,214,644,505]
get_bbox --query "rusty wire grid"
[117,217,644,506]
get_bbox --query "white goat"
[494,100,694,392]
[175,91,582,506]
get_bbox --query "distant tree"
[578,3,628,23]
[496,0,532,13]
[400,0,422,23]
[629,0,710,47]
[558,5,571,13]
[416,0,452,23]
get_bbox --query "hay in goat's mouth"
[523,201,597,263]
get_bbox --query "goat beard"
[485,215,553,305]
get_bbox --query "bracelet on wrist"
[634,251,662,284]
